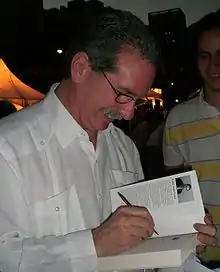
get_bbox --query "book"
[98,234,196,271]
[98,170,205,270]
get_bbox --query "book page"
[110,171,205,237]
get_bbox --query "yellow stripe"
[192,162,220,181]
[208,206,220,224]
[202,246,220,261]
[165,118,220,144]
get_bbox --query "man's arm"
[0,153,97,272]
[0,148,156,271]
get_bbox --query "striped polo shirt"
[163,90,220,261]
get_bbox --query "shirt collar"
[198,88,209,105]
[43,83,89,148]
[43,83,113,148]
[198,88,220,116]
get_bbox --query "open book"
[98,170,205,271]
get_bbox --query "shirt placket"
[44,145,66,234]
[80,136,103,211]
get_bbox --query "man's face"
[197,28,220,92]
[82,49,156,132]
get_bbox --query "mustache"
[103,108,123,120]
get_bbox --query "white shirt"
[0,85,144,272]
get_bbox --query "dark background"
[1,0,219,105]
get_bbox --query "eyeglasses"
[102,71,145,106]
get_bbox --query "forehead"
[115,48,156,94]
[198,28,220,52]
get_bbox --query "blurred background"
[0,0,219,127]
[0,0,218,96]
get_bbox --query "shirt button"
[13,232,19,238]
[40,140,45,145]
[98,194,102,199]
[55,206,60,212]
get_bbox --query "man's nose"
[119,101,135,120]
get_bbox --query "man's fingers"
[194,223,216,237]
[197,232,218,246]
[129,215,153,229]
[117,205,154,226]
[116,208,154,235]
[129,225,153,240]
[131,217,154,237]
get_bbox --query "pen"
[118,192,159,235]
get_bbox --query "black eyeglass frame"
[102,71,141,105]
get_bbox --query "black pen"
[118,192,159,235]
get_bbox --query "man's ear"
[70,52,91,83]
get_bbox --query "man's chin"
[98,118,112,131]
[207,79,220,92]
[210,86,220,92]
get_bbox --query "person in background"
[163,12,220,266]
[0,7,216,272]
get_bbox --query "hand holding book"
[194,212,217,254]
[97,170,217,270]
[166,166,217,250]
[92,171,216,271]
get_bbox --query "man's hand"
[92,206,154,257]
[194,213,217,253]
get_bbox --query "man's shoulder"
[0,101,44,135]
[171,96,199,115]
[0,101,46,156]
[166,96,201,127]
